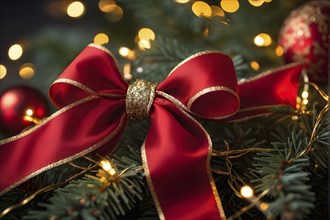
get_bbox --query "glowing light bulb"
[302,99,308,105]
[220,0,239,13]
[67,1,85,18]
[26,109,34,116]
[0,64,7,79]
[94,33,109,45]
[100,159,112,171]
[8,44,23,60]
[241,185,254,198]
[302,91,309,99]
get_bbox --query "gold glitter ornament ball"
[278,1,330,84]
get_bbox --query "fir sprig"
[24,148,146,220]
[251,130,315,219]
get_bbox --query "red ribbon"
[0,44,302,220]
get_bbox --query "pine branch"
[251,130,315,219]
[24,147,146,220]
[132,36,250,83]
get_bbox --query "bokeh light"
[211,6,225,17]
[248,0,264,7]
[138,28,155,41]
[250,61,260,71]
[19,63,35,79]
[240,185,254,198]
[94,33,109,45]
[302,91,309,99]
[275,45,283,56]
[192,1,212,17]
[26,109,34,116]
[98,0,116,13]
[220,0,239,13]
[8,44,23,60]
[105,5,123,22]
[254,33,272,46]
[119,47,130,57]
[138,39,151,50]
[0,64,7,80]
[67,1,85,18]
[175,0,190,3]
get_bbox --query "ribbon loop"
[157,52,240,119]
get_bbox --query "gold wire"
[0,160,99,218]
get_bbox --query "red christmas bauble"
[0,86,49,135]
[278,1,330,84]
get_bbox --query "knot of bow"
[0,44,303,220]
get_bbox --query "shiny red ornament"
[278,1,330,84]
[0,86,49,135]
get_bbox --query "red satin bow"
[0,44,302,220]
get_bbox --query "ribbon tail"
[0,97,126,195]
[142,98,225,220]
[227,63,303,121]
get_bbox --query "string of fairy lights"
[0,0,283,82]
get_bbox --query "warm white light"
[192,1,212,17]
[8,44,23,60]
[241,185,254,198]
[100,159,112,171]
[123,63,132,80]
[0,64,7,79]
[138,39,151,50]
[220,0,239,13]
[254,36,264,46]
[302,99,308,105]
[98,0,116,13]
[26,109,34,116]
[67,1,85,18]
[119,47,130,57]
[302,91,309,99]
[109,169,116,175]
[175,0,190,3]
[254,33,272,47]
[19,63,35,79]
[138,28,155,41]
[248,0,264,7]
[94,33,109,45]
